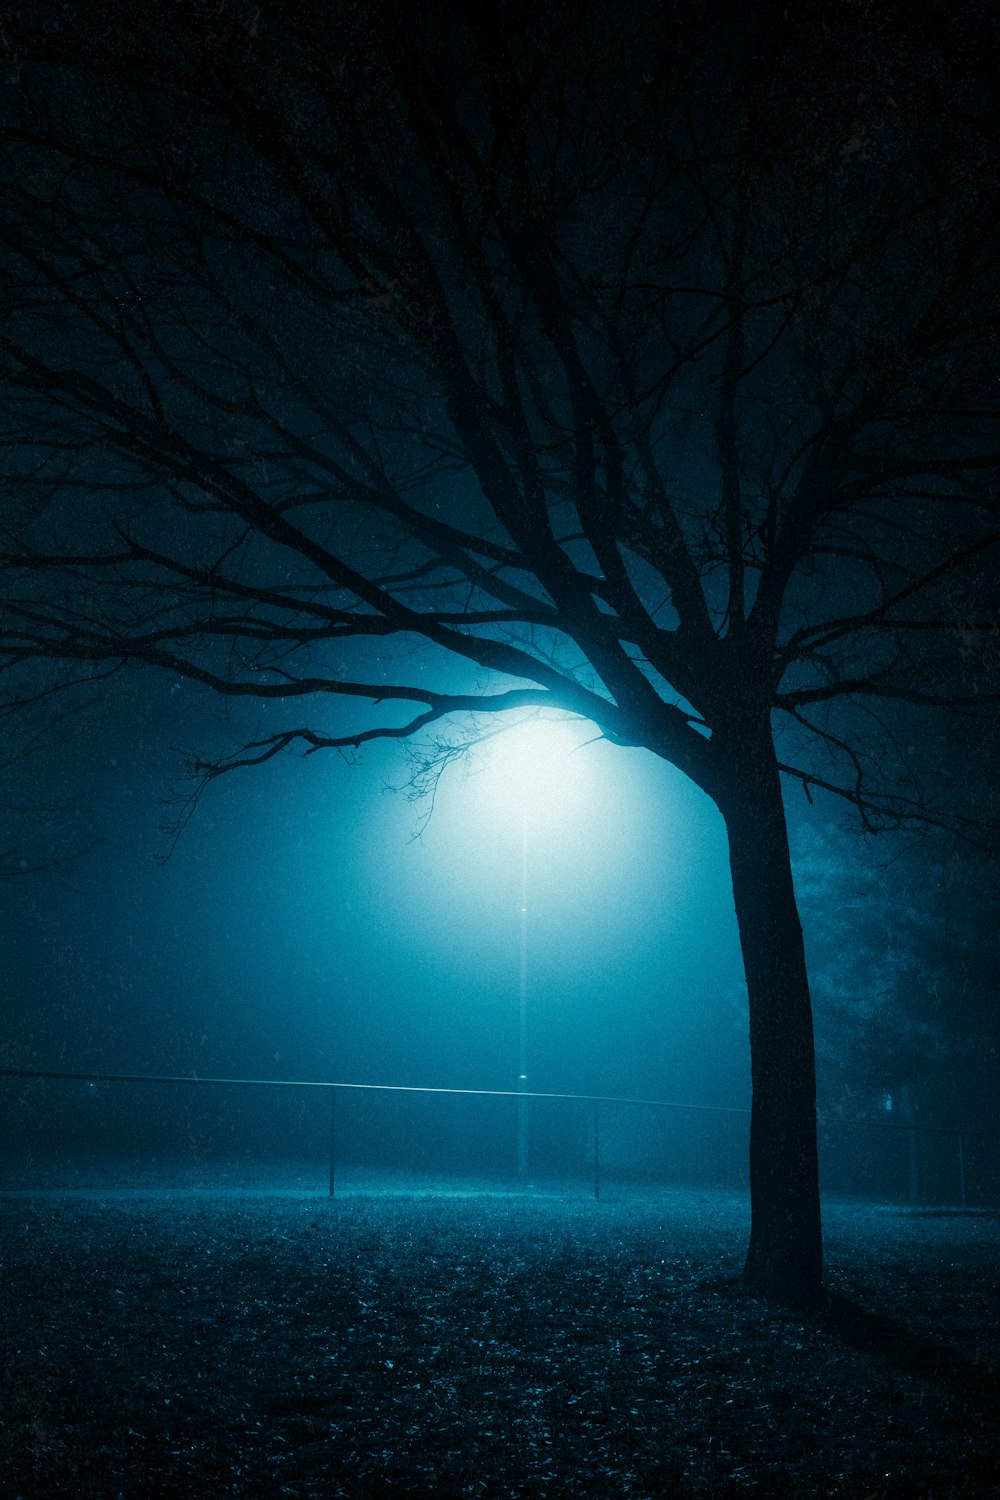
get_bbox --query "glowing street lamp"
[476,714,591,1182]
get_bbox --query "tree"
[1,1,998,1301]
[797,814,1000,1178]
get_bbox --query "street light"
[476,714,591,1182]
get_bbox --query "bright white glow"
[474,713,594,827]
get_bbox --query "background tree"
[1,1,998,1301]
[795,807,1000,1200]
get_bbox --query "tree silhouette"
[800,817,1000,1120]
[1,2,998,1300]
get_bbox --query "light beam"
[471,712,594,1181]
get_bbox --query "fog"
[3,673,996,1208]
[1,675,756,1177]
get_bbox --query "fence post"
[593,1099,601,1201]
[328,1089,337,1199]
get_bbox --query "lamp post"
[517,802,529,1182]
[476,713,591,1186]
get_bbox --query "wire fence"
[1,1067,996,1207]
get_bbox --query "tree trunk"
[721,729,823,1303]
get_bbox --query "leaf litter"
[1,1180,998,1497]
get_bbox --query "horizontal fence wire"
[2,1068,998,1207]
[2,1068,998,1139]
[0,1068,751,1115]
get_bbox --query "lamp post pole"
[517,805,529,1183]
[488,715,584,1185]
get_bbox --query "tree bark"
[721,728,824,1303]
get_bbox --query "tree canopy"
[2,2,996,807]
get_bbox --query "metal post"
[958,1131,966,1208]
[517,810,529,1184]
[328,1089,337,1199]
[593,1098,601,1201]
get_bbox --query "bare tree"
[1,1,998,1300]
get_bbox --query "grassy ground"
[1,1164,998,1497]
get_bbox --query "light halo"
[470,711,595,828]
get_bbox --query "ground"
[1,1162,998,1497]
